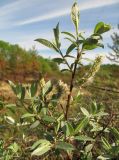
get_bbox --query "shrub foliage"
[0,2,119,160]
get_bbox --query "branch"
[65,48,82,120]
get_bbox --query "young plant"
[1,2,118,160]
[35,2,111,120]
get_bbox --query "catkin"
[78,55,104,86]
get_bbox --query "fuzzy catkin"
[79,55,104,86]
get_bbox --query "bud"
[71,2,80,33]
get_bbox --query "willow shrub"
[0,2,119,160]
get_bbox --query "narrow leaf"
[66,43,76,55]
[101,137,111,150]
[85,144,93,153]
[80,107,90,117]
[31,140,51,156]
[35,38,59,52]
[110,127,119,139]
[56,142,75,151]
[62,31,76,40]
[75,117,89,134]
[74,135,94,142]
[53,58,64,64]
[4,116,15,125]
[21,86,25,100]
[53,23,60,48]
[30,120,40,129]
[43,81,52,96]
[42,115,56,123]
[30,82,38,97]
[65,122,74,136]
[31,139,50,150]
[21,113,36,119]
[61,69,70,72]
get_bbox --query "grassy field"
[0,64,119,104]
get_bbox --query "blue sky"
[0,0,119,63]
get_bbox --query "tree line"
[0,40,59,82]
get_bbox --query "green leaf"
[8,80,16,94]
[60,69,70,72]
[9,81,25,100]
[65,122,74,136]
[31,139,49,150]
[42,81,52,96]
[71,2,80,34]
[91,34,102,40]
[31,139,51,156]
[42,115,56,123]
[97,155,110,160]
[32,145,51,156]
[5,104,16,113]
[53,58,64,64]
[94,22,111,34]
[85,144,93,153]
[82,38,99,50]
[15,84,22,98]
[101,137,111,150]
[74,135,94,142]
[110,127,119,140]
[53,23,60,48]
[35,38,59,52]
[80,107,90,117]
[30,120,40,129]
[4,116,15,125]
[56,142,75,151]
[57,114,64,121]
[64,55,75,58]
[62,31,76,40]
[8,142,19,153]
[30,82,38,97]
[66,43,76,55]
[90,101,97,114]
[75,117,89,134]
[21,113,36,119]
[21,86,25,100]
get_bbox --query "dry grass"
[0,81,16,102]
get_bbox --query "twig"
[65,48,82,120]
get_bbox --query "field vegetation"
[0,2,119,160]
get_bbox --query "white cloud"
[15,7,70,26]
[80,0,119,11]
[0,0,40,17]
[0,0,24,17]
[0,0,118,29]
[15,0,119,26]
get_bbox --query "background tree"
[0,40,59,81]
[107,24,119,63]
